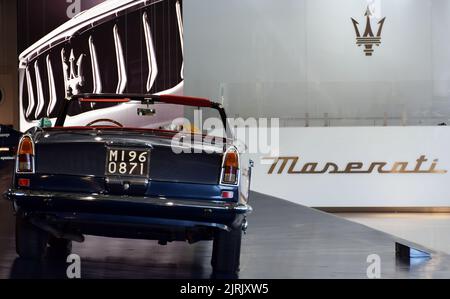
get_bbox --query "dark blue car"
[6,93,252,274]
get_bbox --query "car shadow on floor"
[8,256,239,279]
[9,258,68,279]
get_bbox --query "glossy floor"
[1,162,450,278]
[337,213,450,255]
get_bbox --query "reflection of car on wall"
[0,125,22,162]
[6,93,253,274]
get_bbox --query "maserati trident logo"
[61,49,85,98]
[351,6,386,56]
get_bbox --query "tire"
[15,215,49,260]
[211,227,242,274]
[47,236,72,259]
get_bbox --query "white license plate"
[106,148,150,177]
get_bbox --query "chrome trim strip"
[142,12,158,92]
[46,55,57,116]
[175,0,184,79]
[18,69,26,120]
[34,61,45,119]
[7,189,253,214]
[61,48,69,97]
[89,36,102,95]
[25,67,35,118]
[113,24,127,94]
[73,51,85,95]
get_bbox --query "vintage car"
[6,93,253,274]
[0,125,22,162]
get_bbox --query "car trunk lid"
[33,128,227,194]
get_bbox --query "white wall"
[246,126,450,207]
[185,0,450,126]
[184,1,450,207]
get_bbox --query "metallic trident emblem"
[61,49,85,98]
[351,6,386,56]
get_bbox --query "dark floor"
[1,162,450,279]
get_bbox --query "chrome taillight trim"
[15,134,36,174]
[219,146,241,186]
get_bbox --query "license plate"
[106,148,150,177]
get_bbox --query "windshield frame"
[54,93,229,137]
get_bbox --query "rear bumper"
[5,189,252,233]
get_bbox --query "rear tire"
[211,227,242,274]
[47,237,72,259]
[16,215,48,260]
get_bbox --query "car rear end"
[9,127,250,236]
[7,94,252,274]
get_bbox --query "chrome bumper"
[5,189,253,214]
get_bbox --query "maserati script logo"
[264,155,447,175]
[351,6,386,56]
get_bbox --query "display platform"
[1,162,449,279]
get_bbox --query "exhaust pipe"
[30,218,85,243]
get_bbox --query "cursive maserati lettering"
[264,155,447,175]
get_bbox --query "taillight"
[18,178,31,188]
[221,191,234,199]
[16,136,35,173]
[221,147,239,185]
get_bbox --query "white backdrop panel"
[247,126,450,207]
